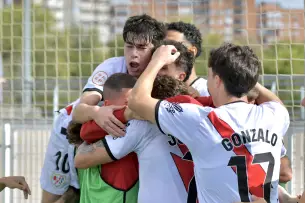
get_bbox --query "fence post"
[4,123,11,203]
[301,86,304,120]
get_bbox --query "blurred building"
[44,0,112,44]
[257,2,304,43]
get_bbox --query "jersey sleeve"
[259,101,290,136]
[103,120,148,160]
[195,96,215,107]
[155,100,204,150]
[166,95,203,106]
[80,108,127,144]
[82,57,125,95]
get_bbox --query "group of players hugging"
[38,14,305,203]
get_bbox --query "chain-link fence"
[1,0,305,202]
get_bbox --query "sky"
[256,0,304,9]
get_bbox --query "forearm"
[72,103,99,123]
[254,83,283,105]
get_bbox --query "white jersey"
[190,77,209,96]
[40,100,80,195]
[83,57,127,95]
[156,100,290,203]
[104,120,189,203]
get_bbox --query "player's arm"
[280,155,292,183]
[72,62,125,136]
[72,91,102,123]
[128,45,181,124]
[254,83,283,105]
[75,120,145,169]
[80,108,127,143]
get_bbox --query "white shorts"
[40,110,79,195]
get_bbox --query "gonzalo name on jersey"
[222,128,278,151]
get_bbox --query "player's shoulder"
[160,100,213,119]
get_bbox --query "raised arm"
[128,45,181,123]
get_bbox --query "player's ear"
[178,72,186,81]
[188,46,197,57]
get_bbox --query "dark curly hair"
[208,43,260,97]
[167,21,202,58]
[151,75,190,99]
[66,121,83,145]
[153,40,194,82]
[123,14,166,46]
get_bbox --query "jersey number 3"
[228,152,275,203]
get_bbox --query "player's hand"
[0,176,31,199]
[188,86,200,98]
[151,45,180,66]
[93,105,126,137]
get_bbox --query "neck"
[214,94,248,107]
[185,67,198,86]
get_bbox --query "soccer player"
[128,43,290,203]
[75,75,202,203]
[40,100,81,203]
[166,21,209,96]
[72,14,166,137]
[40,14,165,202]
[68,73,139,203]
[0,176,31,199]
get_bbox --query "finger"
[106,121,126,136]
[23,190,28,199]
[109,115,126,129]
[110,105,126,111]
[172,51,180,59]
[21,180,31,195]
[107,120,125,136]
[104,124,123,137]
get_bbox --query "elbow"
[74,156,89,169]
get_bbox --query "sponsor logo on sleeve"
[164,102,183,115]
[92,71,108,86]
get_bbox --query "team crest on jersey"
[51,173,67,188]
[164,102,183,115]
[92,71,108,86]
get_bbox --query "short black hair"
[151,75,190,100]
[103,73,137,100]
[167,21,202,58]
[123,14,166,46]
[153,40,194,82]
[208,43,260,97]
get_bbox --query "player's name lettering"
[222,128,278,151]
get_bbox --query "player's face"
[166,30,196,56]
[158,64,186,81]
[207,67,221,103]
[124,39,154,78]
